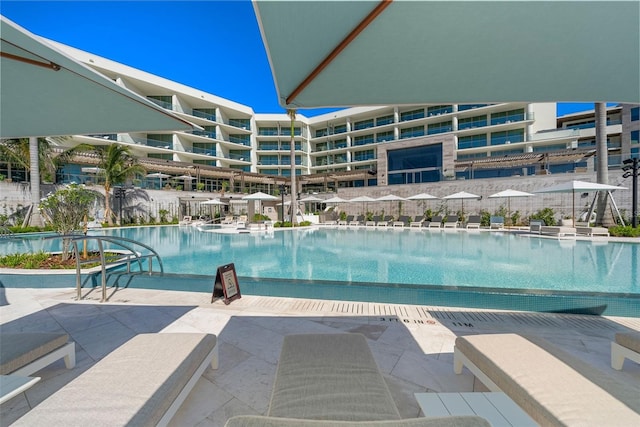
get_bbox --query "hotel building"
[2,41,638,195]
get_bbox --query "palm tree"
[0,137,58,183]
[96,144,146,225]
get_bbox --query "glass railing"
[490,112,532,126]
[458,138,488,149]
[490,135,524,146]
[353,153,375,161]
[458,119,487,130]
[229,135,250,145]
[87,134,117,141]
[191,109,216,121]
[353,137,375,146]
[191,146,217,156]
[565,119,622,130]
[400,110,425,122]
[258,144,280,151]
[427,105,453,116]
[228,119,251,130]
[228,152,249,161]
[147,97,173,110]
[353,120,374,130]
[193,130,217,139]
[376,133,394,143]
[457,104,488,111]
[376,116,394,126]
[259,158,280,165]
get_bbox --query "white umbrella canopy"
[407,193,439,200]
[253,1,638,109]
[299,195,323,202]
[175,175,195,180]
[534,180,627,221]
[442,191,481,217]
[242,191,278,201]
[146,172,170,178]
[489,189,535,223]
[323,196,348,204]
[376,194,406,202]
[0,16,196,138]
[349,195,377,203]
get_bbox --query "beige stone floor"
[1,287,639,427]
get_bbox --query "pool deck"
[1,287,639,426]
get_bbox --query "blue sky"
[2,1,602,117]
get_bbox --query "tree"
[96,144,146,226]
[0,137,58,183]
[39,183,98,260]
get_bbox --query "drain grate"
[283,297,631,331]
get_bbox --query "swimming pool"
[1,226,638,316]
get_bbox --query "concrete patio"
[1,287,639,426]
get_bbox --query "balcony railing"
[193,130,217,139]
[191,109,216,121]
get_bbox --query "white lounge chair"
[540,226,576,237]
[575,222,610,237]
[465,215,481,229]
[490,216,504,229]
[428,215,443,228]
[611,331,640,370]
[0,332,75,376]
[443,215,459,228]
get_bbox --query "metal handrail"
[44,234,163,302]
[0,226,14,238]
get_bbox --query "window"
[458,134,487,149]
[400,108,425,122]
[258,127,278,136]
[259,155,279,165]
[353,134,374,146]
[354,119,374,130]
[427,105,453,116]
[400,126,424,139]
[631,130,639,145]
[229,118,250,130]
[490,109,525,126]
[192,108,216,121]
[631,107,640,121]
[353,149,375,161]
[427,121,452,135]
[280,127,301,136]
[490,129,524,145]
[376,115,394,126]
[315,128,328,137]
[458,115,487,130]
[376,131,394,142]
[387,143,443,185]
[334,124,347,134]
[147,95,172,109]
[458,104,488,111]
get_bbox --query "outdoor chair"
[465,215,481,229]
[428,216,443,228]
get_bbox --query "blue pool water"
[1,226,638,316]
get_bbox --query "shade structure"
[253,1,639,109]
[146,173,170,178]
[298,195,323,202]
[175,175,195,180]
[81,167,104,174]
[407,193,439,201]
[349,195,376,214]
[376,194,406,217]
[0,16,197,138]
[442,191,480,217]
[323,196,348,204]
[534,180,627,221]
[488,189,535,224]
[242,191,278,201]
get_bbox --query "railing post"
[97,239,106,302]
[74,241,82,300]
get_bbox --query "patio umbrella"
[442,191,480,218]
[146,172,170,188]
[376,194,406,217]
[349,195,376,214]
[488,189,534,223]
[299,195,323,202]
[253,1,637,108]
[200,199,227,206]
[243,192,278,218]
[534,180,627,222]
[0,16,196,138]
[323,196,348,204]
[407,193,439,201]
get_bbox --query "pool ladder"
[50,235,164,302]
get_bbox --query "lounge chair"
[490,216,504,229]
[529,219,544,234]
[349,215,364,226]
[465,215,481,229]
[611,331,640,370]
[454,333,640,426]
[575,222,610,237]
[14,333,218,427]
[443,215,459,228]
[540,226,576,237]
[428,215,443,228]
[409,216,425,228]
[225,333,490,427]
[377,215,393,227]
[338,215,353,226]
[179,215,192,225]
[392,215,410,227]
[0,332,75,376]
[366,215,379,227]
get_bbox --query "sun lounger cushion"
[0,332,72,375]
[225,415,491,427]
[14,333,218,427]
[268,333,400,421]
[454,333,640,426]
[539,226,576,236]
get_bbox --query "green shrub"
[609,225,640,237]
[530,208,556,226]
